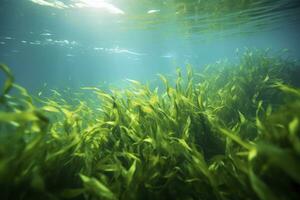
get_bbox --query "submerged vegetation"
[0,49,300,200]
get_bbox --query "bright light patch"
[29,0,125,14]
[112,47,145,56]
[147,9,160,14]
[161,53,174,58]
[74,0,125,14]
[30,0,68,9]
[94,46,146,56]
[41,33,52,36]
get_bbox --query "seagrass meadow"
[1,0,300,200]
[0,49,300,200]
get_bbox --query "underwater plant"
[0,49,300,200]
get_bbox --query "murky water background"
[0,0,300,92]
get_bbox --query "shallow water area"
[1,1,300,200]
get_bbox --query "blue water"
[1,0,300,93]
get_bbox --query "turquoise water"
[0,0,300,91]
[1,1,300,200]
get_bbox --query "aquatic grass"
[0,49,300,200]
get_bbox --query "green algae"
[0,49,300,200]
